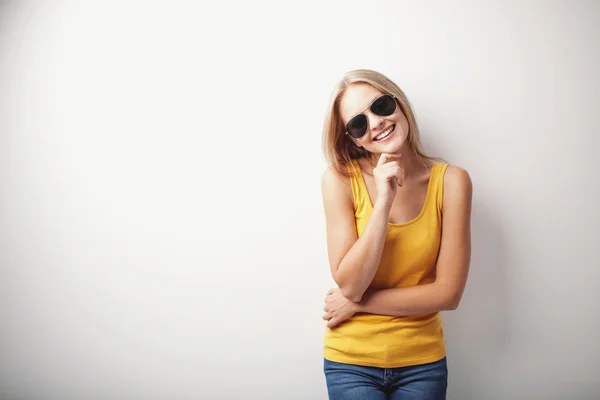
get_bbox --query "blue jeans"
[324,357,447,399]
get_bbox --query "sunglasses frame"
[344,94,397,140]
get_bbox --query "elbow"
[436,280,465,311]
[333,272,365,303]
[340,286,364,303]
[445,300,460,311]
[443,294,462,311]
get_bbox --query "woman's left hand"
[323,287,359,328]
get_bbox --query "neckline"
[352,159,438,227]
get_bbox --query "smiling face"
[339,83,409,155]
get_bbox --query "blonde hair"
[321,69,442,176]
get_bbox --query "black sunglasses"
[345,94,397,139]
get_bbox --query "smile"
[373,125,395,141]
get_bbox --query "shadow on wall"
[442,198,510,399]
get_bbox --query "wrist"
[353,288,375,313]
[373,199,392,212]
[352,299,364,313]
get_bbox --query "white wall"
[0,1,598,399]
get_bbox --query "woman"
[320,69,472,399]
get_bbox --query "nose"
[367,111,385,133]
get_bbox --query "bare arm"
[355,166,473,315]
[321,166,391,302]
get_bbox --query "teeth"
[375,125,394,140]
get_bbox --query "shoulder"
[442,165,472,189]
[321,163,348,187]
[441,165,473,208]
[321,163,353,203]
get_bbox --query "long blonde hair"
[322,69,441,176]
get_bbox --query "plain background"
[1,1,599,399]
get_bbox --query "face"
[339,83,409,155]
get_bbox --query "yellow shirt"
[323,158,449,368]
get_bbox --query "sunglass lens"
[371,95,396,116]
[347,114,368,139]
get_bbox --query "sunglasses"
[345,94,397,139]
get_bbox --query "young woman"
[320,69,472,399]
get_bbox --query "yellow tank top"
[323,158,449,368]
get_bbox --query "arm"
[321,166,391,302]
[356,166,472,316]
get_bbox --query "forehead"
[339,84,384,123]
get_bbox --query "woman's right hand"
[373,153,403,208]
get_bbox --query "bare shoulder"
[321,164,346,185]
[321,164,353,205]
[443,165,472,189]
[442,165,473,208]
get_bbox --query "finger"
[383,163,403,186]
[323,305,328,312]
[328,289,335,295]
[377,152,402,167]
[327,318,338,328]
[322,312,332,320]
[382,163,402,175]
[382,160,401,168]
[381,162,401,174]
[392,173,402,187]
[384,172,401,185]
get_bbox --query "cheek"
[394,112,409,136]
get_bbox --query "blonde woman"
[321,69,472,399]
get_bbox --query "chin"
[377,137,405,153]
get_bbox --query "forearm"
[335,204,390,302]
[357,283,459,317]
